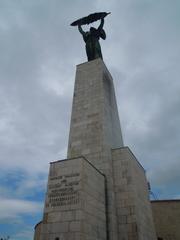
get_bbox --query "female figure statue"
[78,18,106,61]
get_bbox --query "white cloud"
[39,59,74,97]
[0,198,43,223]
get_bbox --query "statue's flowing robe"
[83,30,103,61]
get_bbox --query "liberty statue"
[71,12,110,61]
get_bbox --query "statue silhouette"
[78,18,106,61]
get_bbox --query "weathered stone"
[151,200,180,240]
[39,156,106,240]
[34,59,158,240]
[112,147,157,240]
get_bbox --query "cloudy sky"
[0,0,180,239]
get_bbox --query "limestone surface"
[151,200,180,240]
[39,157,106,240]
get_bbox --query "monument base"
[38,157,106,240]
[112,147,156,240]
[34,147,157,240]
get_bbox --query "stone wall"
[112,147,156,240]
[39,157,106,240]
[151,200,180,240]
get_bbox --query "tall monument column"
[68,59,124,165]
[67,59,124,239]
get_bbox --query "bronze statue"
[71,12,110,61]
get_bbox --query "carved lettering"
[47,172,80,208]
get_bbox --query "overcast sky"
[0,0,180,239]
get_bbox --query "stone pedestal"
[34,59,157,240]
[40,157,106,240]
[68,59,124,165]
[67,59,124,240]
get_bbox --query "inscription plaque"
[46,173,80,208]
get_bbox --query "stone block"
[112,147,157,240]
[39,156,106,240]
[151,200,180,240]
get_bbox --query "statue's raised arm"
[78,24,85,36]
[98,18,104,31]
